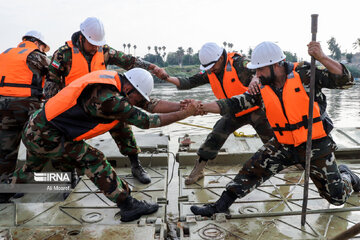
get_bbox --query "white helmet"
[124,68,154,101]
[199,42,224,71]
[247,41,285,69]
[22,30,50,52]
[80,17,106,46]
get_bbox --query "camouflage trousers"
[109,122,140,157]
[12,110,130,206]
[0,97,41,176]
[226,136,353,206]
[198,108,273,160]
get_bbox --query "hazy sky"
[1,0,359,61]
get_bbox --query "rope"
[176,121,257,138]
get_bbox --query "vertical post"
[301,14,318,227]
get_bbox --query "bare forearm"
[152,100,180,113]
[202,102,221,114]
[165,76,181,87]
[318,56,343,75]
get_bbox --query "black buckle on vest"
[0,76,5,87]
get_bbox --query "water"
[139,82,360,137]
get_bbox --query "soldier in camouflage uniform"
[0,31,50,179]
[163,42,274,185]
[1,68,198,222]
[191,41,360,217]
[45,17,169,184]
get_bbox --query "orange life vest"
[260,63,327,146]
[0,41,44,97]
[44,70,121,141]
[208,52,259,117]
[64,40,106,86]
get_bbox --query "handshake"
[179,99,207,116]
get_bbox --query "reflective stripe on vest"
[64,40,106,86]
[0,41,43,97]
[207,52,259,117]
[260,63,327,146]
[44,70,121,141]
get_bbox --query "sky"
[1,0,359,61]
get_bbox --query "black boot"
[190,190,237,217]
[118,195,159,222]
[128,154,151,184]
[0,174,15,203]
[0,193,15,203]
[339,164,360,192]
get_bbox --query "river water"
[135,81,360,137]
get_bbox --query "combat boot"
[129,154,151,184]
[185,159,207,185]
[118,195,159,222]
[339,164,360,192]
[190,190,237,217]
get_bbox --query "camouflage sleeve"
[104,45,151,70]
[232,54,255,87]
[297,61,354,89]
[177,71,210,90]
[44,46,72,99]
[216,92,259,116]
[26,50,50,76]
[84,85,161,129]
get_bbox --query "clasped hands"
[180,99,206,116]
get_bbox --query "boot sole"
[120,205,159,222]
[185,173,204,185]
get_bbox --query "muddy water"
[133,82,360,220]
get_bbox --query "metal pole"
[301,14,318,227]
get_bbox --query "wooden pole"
[330,222,360,240]
[301,14,318,227]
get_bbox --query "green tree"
[147,46,151,54]
[143,53,165,67]
[284,51,298,62]
[176,47,185,67]
[223,41,227,49]
[327,37,341,60]
[353,38,360,50]
[345,53,353,63]
[133,45,137,57]
[127,43,131,55]
[123,44,126,52]
[248,48,253,58]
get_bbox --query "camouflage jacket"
[44,31,153,99]
[35,74,162,140]
[177,52,254,90]
[216,61,354,134]
[0,48,50,102]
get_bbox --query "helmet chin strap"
[270,64,275,82]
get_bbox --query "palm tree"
[353,38,360,50]
[176,47,185,67]
[127,43,131,54]
[228,43,233,52]
[147,46,151,54]
[223,41,227,50]
[133,45,137,57]
[123,44,126,52]
[162,46,166,52]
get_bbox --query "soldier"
[45,17,168,184]
[163,42,273,185]
[1,68,198,222]
[0,30,50,179]
[191,41,360,217]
